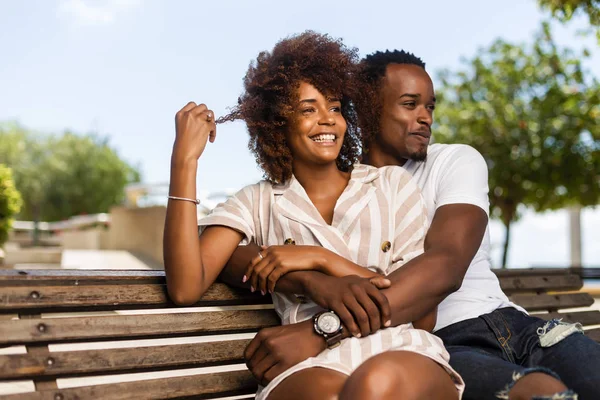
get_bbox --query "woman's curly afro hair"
[217,31,361,184]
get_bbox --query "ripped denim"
[495,367,578,400]
[536,319,583,348]
[435,307,600,400]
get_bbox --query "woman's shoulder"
[353,164,416,189]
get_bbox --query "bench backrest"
[0,268,598,399]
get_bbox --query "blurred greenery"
[0,122,141,243]
[0,164,23,247]
[538,0,600,43]
[435,23,600,267]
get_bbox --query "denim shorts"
[435,307,600,400]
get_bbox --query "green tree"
[538,0,600,42]
[435,23,600,267]
[0,164,23,247]
[0,123,141,242]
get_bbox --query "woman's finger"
[257,261,277,295]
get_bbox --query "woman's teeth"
[311,134,335,142]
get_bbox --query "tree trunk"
[502,220,511,268]
[32,205,40,247]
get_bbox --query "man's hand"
[304,274,391,338]
[244,320,326,386]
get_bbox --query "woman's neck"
[292,162,350,199]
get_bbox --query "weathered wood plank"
[493,268,579,277]
[0,310,279,345]
[498,274,582,294]
[510,293,594,312]
[0,283,270,313]
[0,369,257,399]
[587,328,600,343]
[0,339,251,379]
[0,270,166,286]
[536,310,600,326]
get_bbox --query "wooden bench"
[0,268,598,399]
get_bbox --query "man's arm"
[382,203,487,326]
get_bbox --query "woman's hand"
[244,245,326,295]
[172,102,217,164]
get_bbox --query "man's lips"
[410,131,431,140]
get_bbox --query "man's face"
[377,64,436,163]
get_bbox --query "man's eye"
[403,102,416,107]
[427,105,436,111]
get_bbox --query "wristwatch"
[313,310,343,349]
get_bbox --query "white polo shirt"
[403,143,523,332]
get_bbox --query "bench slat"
[0,339,250,379]
[0,310,279,345]
[509,293,594,311]
[537,310,600,326]
[498,274,582,294]
[492,268,580,277]
[0,369,256,400]
[0,270,165,286]
[0,283,270,313]
[587,328,600,343]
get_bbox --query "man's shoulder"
[427,143,483,162]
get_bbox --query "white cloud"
[58,0,142,26]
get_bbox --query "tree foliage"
[435,23,600,267]
[538,0,600,42]
[0,164,22,247]
[0,123,141,224]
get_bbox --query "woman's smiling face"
[285,81,347,168]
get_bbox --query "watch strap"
[325,331,343,349]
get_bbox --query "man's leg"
[436,310,576,400]
[528,321,600,399]
[446,345,569,400]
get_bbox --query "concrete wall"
[106,206,166,266]
[62,227,110,250]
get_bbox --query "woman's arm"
[164,102,246,305]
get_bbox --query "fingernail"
[250,286,255,292]
[242,275,247,283]
[355,333,361,338]
[385,320,391,327]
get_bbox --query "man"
[221,50,600,400]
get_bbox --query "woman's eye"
[427,105,436,111]
[403,102,416,108]
[302,108,316,114]
[330,106,341,113]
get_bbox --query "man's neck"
[363,144,408,168]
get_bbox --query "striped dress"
[198,164,464,399]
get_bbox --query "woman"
[163,31,463,400]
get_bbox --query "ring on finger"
[206,112,213,121]
[257,252,264,260]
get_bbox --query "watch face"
[317,312,341,334]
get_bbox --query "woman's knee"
[340,351,457,400]
[504,371,572,400]
[267,367,346,400]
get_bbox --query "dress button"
[381,241,391,252]
[284,238,296,245]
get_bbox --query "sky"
[0,0,598,268]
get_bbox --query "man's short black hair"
[361,50,426,84]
